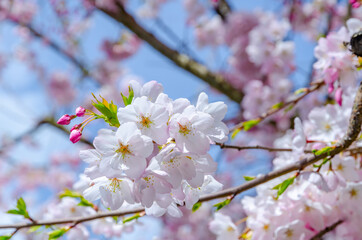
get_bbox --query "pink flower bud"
[70,124,82,132]
[335,87,343,106]
[57,114,72,125]
[75,106,86,117]
[70,129,82,143]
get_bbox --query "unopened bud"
[75,106,86,117]
[70,129,82,143]
[57,114,72,125]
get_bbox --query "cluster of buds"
[57,106,89,143]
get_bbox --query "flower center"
[178,123,191,136]
[139,114,152,129]
[285,228,293,237]
[109,178,121,192]
[350,188,358,198]
[116,142,131,158]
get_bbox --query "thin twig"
[217,143,362,155]
[217,143,294,152]
[4,17,90,79]
[41,117,93,146]
[92,1,243,103]
[310,220,343,240]
[231,81,324,131]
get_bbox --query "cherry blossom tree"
[0,0,361,239]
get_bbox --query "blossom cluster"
[238,88,362,240]
[77,80,226,217]
[314,18,362,105]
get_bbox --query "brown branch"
[231,81,324,131]
[4,17,90,78]
[217,143,294,152]
[91,1,243,103]
[214,0,231,21]
[0,208,145,230]
[0,81,361,231]
[310,220,343,240]
[218,143,362,156]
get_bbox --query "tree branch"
[0,208,145,230]
[310,220,343,240]
[92,2,243,103]
[4,17,90,79]
[231,81,324,131]
[214,0,231,21]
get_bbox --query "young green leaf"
[231,128,241,139]
[271,102,283,110]
[272,176,295,199]
[16,198,27,213]
[313,146,334,156]
[48,228,67,240]
[294,88,307,95]
[122,213,141,224]
[243,176,256,181]
[91,94,120,127]
[121,86,134,106]
[6,209,22,215]
[192,202,202,212]
[78,198,94,207]
[313,158,330,168]
[28,225,42,233]
[59,189,94,208]
[213,198,231,211]
[0,235,11,240]
[7,198,30,218]
[59,189,82,199]
[242,119,260,131]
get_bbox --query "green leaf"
[122,213,140,224]
[121,86,134,106]
[77,198,94,207]
[48,228,67,240]
[313,146,334,156]
[271,102,283,110]
[243,176,255,181]
[231,128,241,139]
[192,202,202,212]
[0,235,11,240]
[59,189,82,199]
[6,209,22,215]
[60,189,94,208]
[28,225,41,233]
[294,88,307,95]
[91,94,120,127]
[242,119,260,131]
[16,198,26,213]
[313,158,330,168]
[284,104,295,113]
[213,198,231,211]
[6,197,30,218]
[272,176,295,199]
